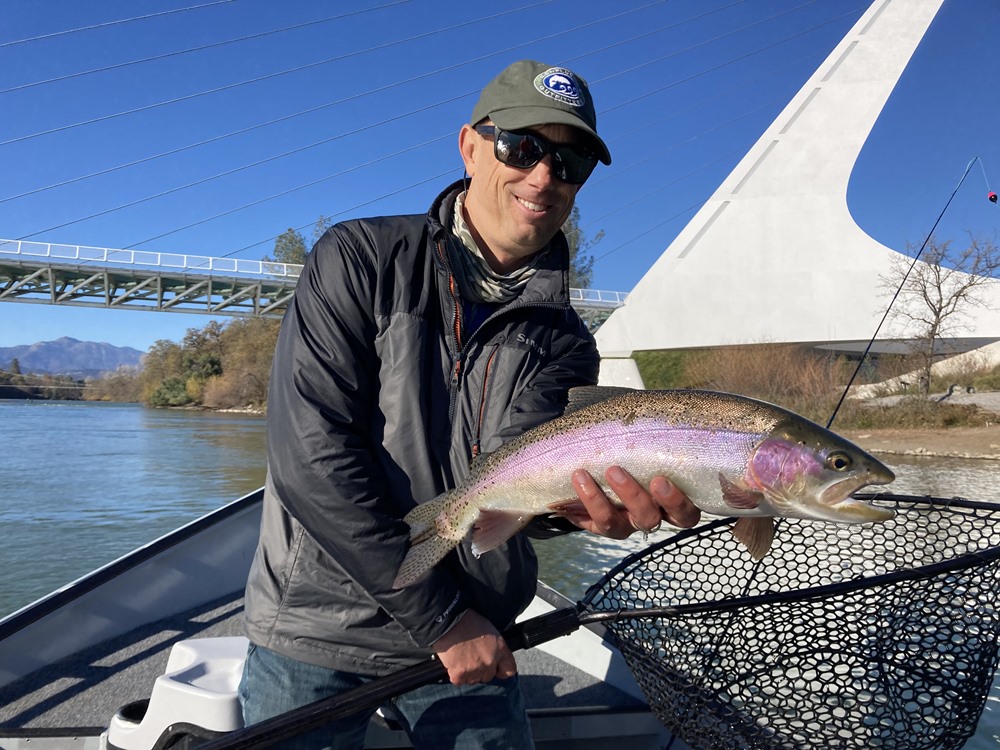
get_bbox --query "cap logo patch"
[534,67,585,108]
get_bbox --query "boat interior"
[0,488,676,750]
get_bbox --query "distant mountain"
[0,337,145,379]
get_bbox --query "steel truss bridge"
[0,240,627,319]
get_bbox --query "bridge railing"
[568,288,628,308]
[0,238,628,309]
[0,239,301,279]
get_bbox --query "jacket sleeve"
[265,225,466,648]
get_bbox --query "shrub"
[149,377,193,408]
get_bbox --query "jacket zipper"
[471,344,500,457]
[437,239,465,424]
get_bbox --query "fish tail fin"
[402,496,448,544]
[394,495,457,589]
[393,533,460,588]
[731,516,775,560]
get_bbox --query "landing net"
[583,494,1000,750]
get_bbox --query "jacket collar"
[428,180,571,308]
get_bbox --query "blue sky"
[1,0,997,352]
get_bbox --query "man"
[239,59,700,749]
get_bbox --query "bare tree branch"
[879,233,1000,394]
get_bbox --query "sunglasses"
[475,125,598,185]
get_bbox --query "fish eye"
[826,451,853,472]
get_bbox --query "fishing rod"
[825,155,993,429]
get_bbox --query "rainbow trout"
[393,387,895,588]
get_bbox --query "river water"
[0,399,996,747]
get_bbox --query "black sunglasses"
[475,125,598,185]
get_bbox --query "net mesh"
[584,494,1000,750]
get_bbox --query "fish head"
[748,421,896,523]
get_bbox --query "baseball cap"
[470,60,612,165]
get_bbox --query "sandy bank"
[841,426,1000,461]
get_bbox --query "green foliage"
[265,228,308,265]
[562,206,602,289]
[86,367,143,402]
[632,350,692,389]
[970,368,1000,392]
[136,317,280,410]
[0,366,85,400]
[312,215,333,243]
[835,397,993,430]
[184,352,223,380]
[634,343,993,430]
[263,217,333,266]
[149,377,193,408]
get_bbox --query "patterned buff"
[447,191,540,304]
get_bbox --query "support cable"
[0,2,409,95]
[0,0,238,49]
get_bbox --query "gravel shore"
[841,426,1000,460]
[835,389,1000,460]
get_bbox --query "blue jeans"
[238,643,535,750]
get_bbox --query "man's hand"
[431,609,517,686]
[567,467,701,539]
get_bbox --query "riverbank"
[841,426,1000,460]
[838,388,1000,460]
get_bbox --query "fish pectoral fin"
[719,473,765,510]
[470,510,535,557]
[393,534,460,589]
[731,517,775,561]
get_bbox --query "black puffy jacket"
[243,181,599,675]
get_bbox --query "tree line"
[132,318,280,409]
[0,359,87,400]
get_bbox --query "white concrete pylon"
[596,0,1000,387]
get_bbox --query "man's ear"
[458,124,479,177]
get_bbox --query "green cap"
[470,60,611,165]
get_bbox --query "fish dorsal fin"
[564,385,638,415]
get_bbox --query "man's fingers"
[649,475,701,528]
[571,469,623,536]
[496,650,518,681]
[570,468,701,538]
[434,610,518,685]
[605,466,662,532]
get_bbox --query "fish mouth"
[820,470,896,522]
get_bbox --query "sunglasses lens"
[493,128,597,184]
[497,131,542,168]
[553,149,596,184]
